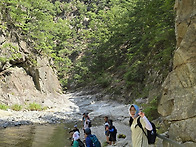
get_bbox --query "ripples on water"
[0,123,76,147]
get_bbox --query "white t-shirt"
[84,119,90,129]
[73,131,80,141]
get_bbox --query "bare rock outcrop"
[0,29,61,106]
[158,0,196,146]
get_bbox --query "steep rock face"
[0,30,61,105]
[158,0,196,146]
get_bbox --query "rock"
[168,117,196,143]
[158,0,196,145]
[37,57,62,94]
[0,110,12,117]
[89,102,129,121]
[0,34,6,44]
[19,41,29,53]
[3,123,8,128]
[135,98,147,104]
[14,121,21,126]
[183,142,196,147]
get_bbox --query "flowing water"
[0,123,78,147]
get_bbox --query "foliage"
[95,73,112,88]
[74,0,175,100]
[1,43,22,61]
[11,104,23,111]
[27,102,47,111]
[0,104,9,110]
[0,103,47,111]
[63,0,176,93]
[142,97,160,121]
[0,57,7,63]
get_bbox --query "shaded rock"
[158,0,196,145]
[37,57,61,94]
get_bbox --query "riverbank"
[0,91,130,127]
[0,91,135,146]
[0,93,80,128]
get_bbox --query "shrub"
[95,73,112,88]
[11,104,23,111]
[27,103,43,111]
[142,97,160,121]
[0,104,9,110]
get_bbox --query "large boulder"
[158,0,196,145]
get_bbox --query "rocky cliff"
[0,28,62,106]
[158,0,196,146]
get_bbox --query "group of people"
[69,113,101,147]
[69,104,153,147]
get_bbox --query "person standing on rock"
[107,119,117,145]
[82,113,86,125]
[104,116,110,144]
[83,113,91,132]
[129,104,152,147]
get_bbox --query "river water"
[0,123,76,147]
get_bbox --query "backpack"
[78,139,85,147]
[129,116,134,127]
[129,116,156,144]
[114,126,117,134]
[88,120,92,127]
[89,135,101,147]
[111,126,117,135]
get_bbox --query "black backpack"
[129,116,156,144]
[113,126,117,135]
[114,126,117,134]
[88,120,92,127]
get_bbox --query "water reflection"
[0,123,75,147]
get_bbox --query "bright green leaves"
[1,43,22,61]
[0,0,59,54]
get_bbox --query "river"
[0,123,77,147]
